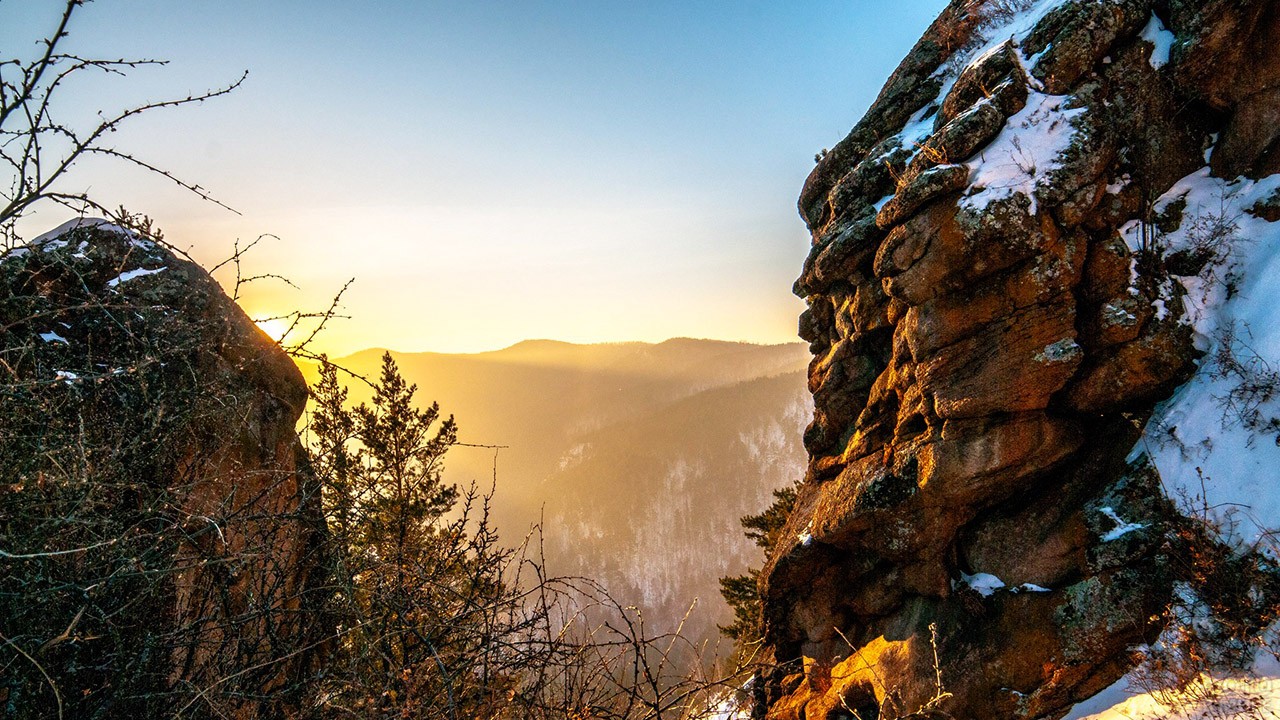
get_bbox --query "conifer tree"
[718,485,797,646]
[312,352,513,718]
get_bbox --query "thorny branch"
[1,0,245,247]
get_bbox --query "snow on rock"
[963,580,1053,595]
[1107,174,1133,195]
[4,217,324,715]
[31,217,137,246]
[1098,506,1146,542]
[961,91,1087,215]
[959,571,1006,597]
[1139,13,1175,69]
[798,523,814,547]
[907,0,1086,217]
[948,0,1072,82]
[106,266,167,288]
[782,0,1280,716]
[1127,168,1280,552]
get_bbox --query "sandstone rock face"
[0,221,326,718]
[764,1,1280,717]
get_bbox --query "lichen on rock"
[761,0,1280,717]
[0,220,327,718]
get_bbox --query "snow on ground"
[1123,168,1280,553]
[1068,162,1280,716]
[1065,652,1280,720]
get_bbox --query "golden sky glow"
[3,0,948,355]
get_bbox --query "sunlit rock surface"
[762,0,1280,717]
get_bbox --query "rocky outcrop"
[763,1,1280,718]
[0,220,326,718]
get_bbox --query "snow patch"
[1102,302,1138,327]
[1036,338,1082,363]
[1139,13,1175,69]
[960,571,1006,597]
[899,102,948,154]
[1205,133,1219,164]
[1107,174,1132,195]
[106,266,167,287]
[31,217,138,246]
[1098,506,1146,541]
[962,91,1088,214]
[1128,168,1280,550]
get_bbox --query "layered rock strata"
[761,1,1280,717]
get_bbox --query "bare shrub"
[1158,202,1246,298]
[1210,322,1280,443]
[0,1,244,246]
[0,223,330,718]
[938,0,1037,78]
[308,355,760,719]
[1127,473,1280,720]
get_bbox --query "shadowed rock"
[0,220,327,718]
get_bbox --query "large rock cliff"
[762,1,1280,718]
[0,220,326,718]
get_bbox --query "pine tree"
[718,485,797,645]
[311,352,513,718]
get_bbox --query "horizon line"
[314,335,807,360]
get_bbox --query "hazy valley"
[301,338,813,642]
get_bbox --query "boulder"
[0,220,327,718]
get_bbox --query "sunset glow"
[0,0,948,355]
[252,317,295,345]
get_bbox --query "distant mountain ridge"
[299,338,811,642]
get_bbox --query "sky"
[1,0,948,355]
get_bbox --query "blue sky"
[2,0,948,353]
